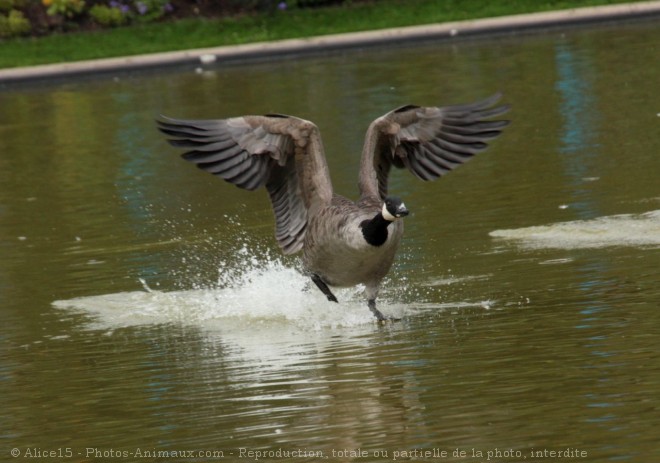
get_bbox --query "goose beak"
[396,204,409,218]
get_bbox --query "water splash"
[490,209,660,250]
[53,248,407,332]
[54,219,491,334]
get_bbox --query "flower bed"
[0,0,349,38]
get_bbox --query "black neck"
[361,213,392,247]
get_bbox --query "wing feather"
[359,93,510,199]
[157,114,332,254]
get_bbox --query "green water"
[1,20,659,462]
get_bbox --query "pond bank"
[1,0,660,84]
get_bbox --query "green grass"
[0,0,643,69]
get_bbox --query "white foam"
[51,244,500,374]
[490,209,660,250]
[422,274,492,287]
[53,247,418,334]
[52,229,497,356]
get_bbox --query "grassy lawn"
[0,0,644,69]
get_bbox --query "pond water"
[2,19,660,463]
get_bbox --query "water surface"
[1,20,660,462]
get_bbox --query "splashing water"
[53,245,408,332]
[54,214,491,334]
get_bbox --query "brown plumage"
[157,93,510,321]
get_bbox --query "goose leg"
[311,274,338,303]
[368,299,387,321]
[366,284,400,322]
[367,299,400,322]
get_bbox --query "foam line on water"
[490,209,660,250]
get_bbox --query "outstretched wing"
[157,114,333,254]
[358,93,510,199]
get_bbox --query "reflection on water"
[2,19,660,463]
[555,41,601,220]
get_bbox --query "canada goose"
[157,93,509,321]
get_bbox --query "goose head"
[382,196,409,221]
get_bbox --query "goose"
[157,93,509,321]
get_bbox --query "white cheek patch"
[382,203,397,221]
